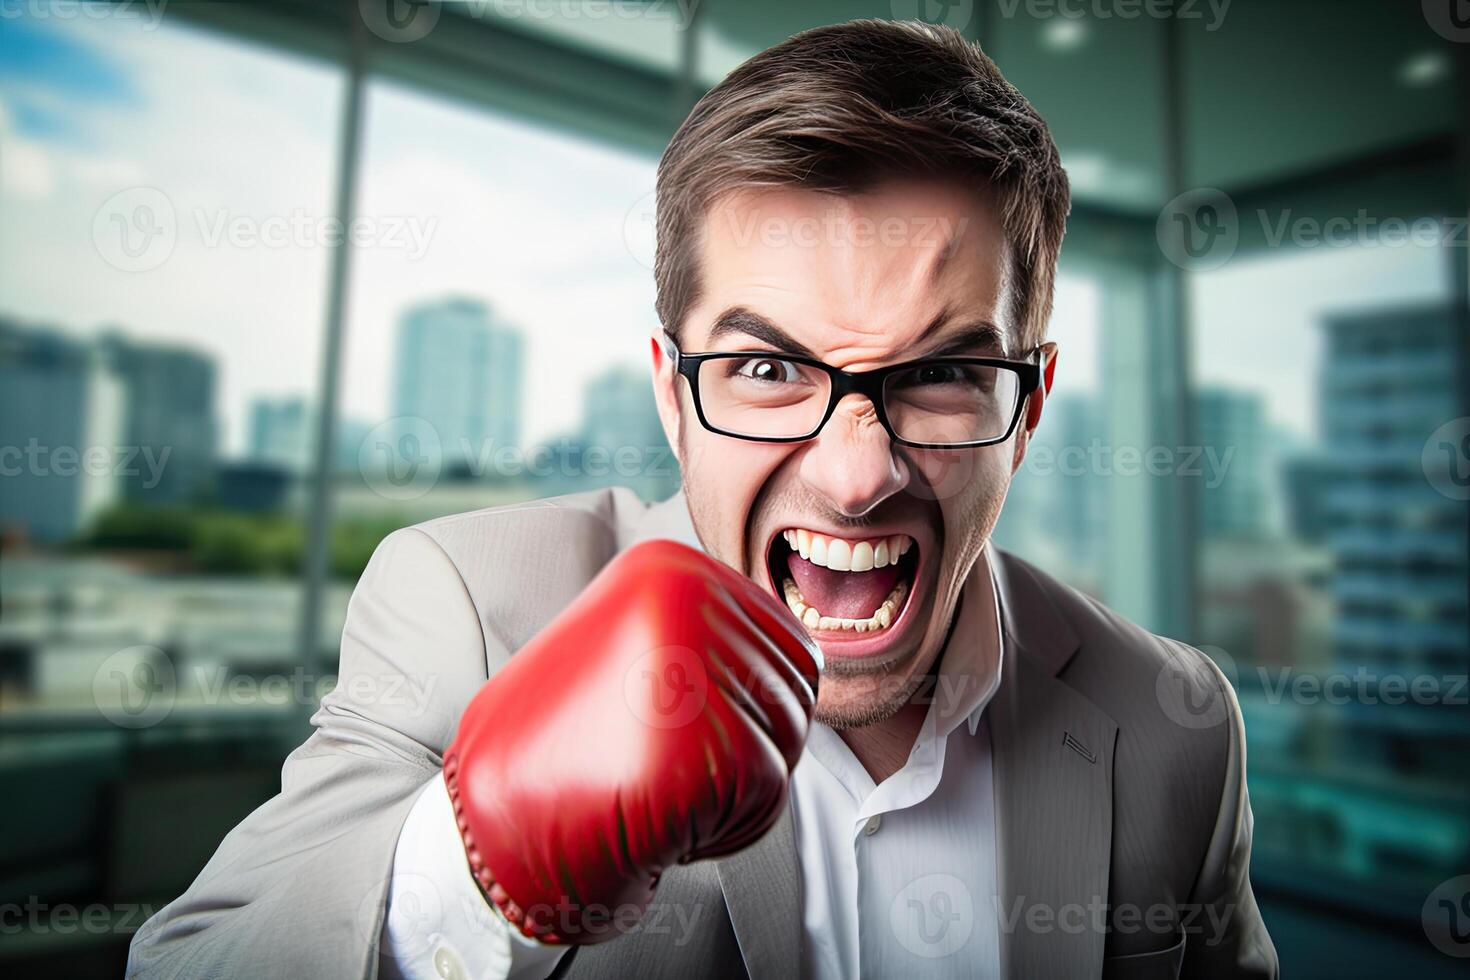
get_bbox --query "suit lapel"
[989,551,1118,978]
[624,491,701,550]
[716,804,802,980]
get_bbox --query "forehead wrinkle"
[821,318,937,369]
[824,256,952,360]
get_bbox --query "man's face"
[651,180,1053,728]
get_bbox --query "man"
[129,20,1277,980]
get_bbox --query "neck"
[838,699,929,784]
[840,588,970,783]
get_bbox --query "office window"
[0,13,342,720]
[0,10,346,958]
[317,80,671,652]
[991,273,1109,595]
[1191,238,1467,905]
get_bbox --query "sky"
[1191,241,1447,439]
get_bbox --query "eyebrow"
[705,308,818,358]
[922,321,1010,359]
[703,306,1010,361]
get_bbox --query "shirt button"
[863,814,882,836]
[432,945,466,980]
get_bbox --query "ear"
[1024,342,1058,433]
[1011,342,1057,474]
[649,331,682,460]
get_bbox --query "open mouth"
[767,528,920,636]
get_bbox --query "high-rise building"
[97,330,218,505]
[580,365,666,455]
[1197,386,1269,538]
[1317,304,1469,876]
[334,416,374,474]
[1282,450,1336,544]
[248,396,312,473]
[568,364,678,500]
[0,320,124,542]
[392,298,522,473]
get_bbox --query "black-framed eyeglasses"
[660,332,1043,449]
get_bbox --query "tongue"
[787,553,902,620]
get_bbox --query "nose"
[797,394,909,517]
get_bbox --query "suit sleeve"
[127,528,496,980]
[1180,656,1279,980]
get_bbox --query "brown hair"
[655,19,1070,352]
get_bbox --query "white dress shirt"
[793,548,1004,979]
[383,546,1005,980]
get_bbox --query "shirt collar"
[934,543,1005,739]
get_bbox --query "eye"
[732,356,803,383]
[911,363,968,386]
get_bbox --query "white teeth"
[782,577,909,635]
[781,530,915,572]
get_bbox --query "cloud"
[1,138,56,199]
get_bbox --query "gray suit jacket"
[128,488,1277,979]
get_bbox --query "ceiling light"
[1042,19,1089,52]
[1399,51,1450,88]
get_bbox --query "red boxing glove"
[443,539,821,944]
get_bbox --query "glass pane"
[323,80,675,650]
[0,7,341,959]
[1191,240,1466,924]
[991,272,1111,596]
[0,15,340,713]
